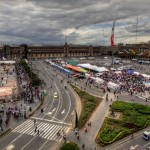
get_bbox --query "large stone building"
[118,42,150,59]
[0,43,118,60]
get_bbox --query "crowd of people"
[0,63,42,132]
[99,71,150,95]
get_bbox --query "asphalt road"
[108,131,150,150]
[0,60,76,150]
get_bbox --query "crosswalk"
[12,119,70,142]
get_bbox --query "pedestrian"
[131,133,134,139]
[37,129,40,135]
[75,129,78,135]
[77,133,79,140]
[34,119,36,125]
[84,127,87,133]
[82,144,85,150]
[35,126,37,133]
[63,134,66,142]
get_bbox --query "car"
[54,92,58,99]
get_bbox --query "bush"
[97,101,150,146]
[59,142,80,150]
[20,59,41,87]
[112,101,133,112]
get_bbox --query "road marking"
[12,119,70,141]
[61,109,65,114]
[130,145,139,150]
[47,112,52,115]
[52,108,56,112]
[143,141,150,147]
[31,117,72,126]
[6,144,15,150]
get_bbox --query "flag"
[110,21,116,47]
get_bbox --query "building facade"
[0,43,115,60]
[118,43,150,59]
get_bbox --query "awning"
[66,64,87,73]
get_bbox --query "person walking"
[84,127,87,133]
[77,133,80,140]
[34,126,37,133]
[82,144,85,150]
[37,129,40,135]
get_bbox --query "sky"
[0,0,150,46]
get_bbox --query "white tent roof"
[95,78,104,84]
[90,77,104,84]
[107,81,120,90]
[0,61,15,64]
[134,72,140,75]
[78,63,109,72]
[115,71,122,74]
[141,74,150,79]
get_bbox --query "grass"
[70,84,102,128]
[97,101,150,146]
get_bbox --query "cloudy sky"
[0,0,150,45]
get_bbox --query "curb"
[103,126,150,150]
[68,83,82,119]
[0,128,11,139]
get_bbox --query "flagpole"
[112,46,114,68]
[111,21,116,68]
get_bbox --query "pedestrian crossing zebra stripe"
[12,120,70,141]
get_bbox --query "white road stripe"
[12,120,31,132]
[17,121,33,134]
[40,123,51,138]
[12,119,70,141]
[52,126,63,141]
[45,125,57,139]
[49,125,60,140]
[42,124,55,139]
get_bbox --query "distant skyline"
[0,0,150,45]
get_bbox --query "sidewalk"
[0,64,43,136]
[67,92,115,150]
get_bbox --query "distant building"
[118,42,150,59]
[0,43,118,60]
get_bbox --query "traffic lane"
[41,63,72,121]
[40,140,62,150]
[47,80,71,122]
[20,136,47,150]
[110,135,149,150]
[0,132,20,149]
[37,62,71,122]
[7,134,35,150]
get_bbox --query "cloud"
[0,0,150,45]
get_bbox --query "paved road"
[106,130,150,150]
[0,60,77,150]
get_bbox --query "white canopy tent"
[0,61,15,64]
[90,77,104,84]
[115,71,122,74]
[141,74,150,79]
[107,81,120,90]
[78,63,109,72]
[134,72,140,75]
